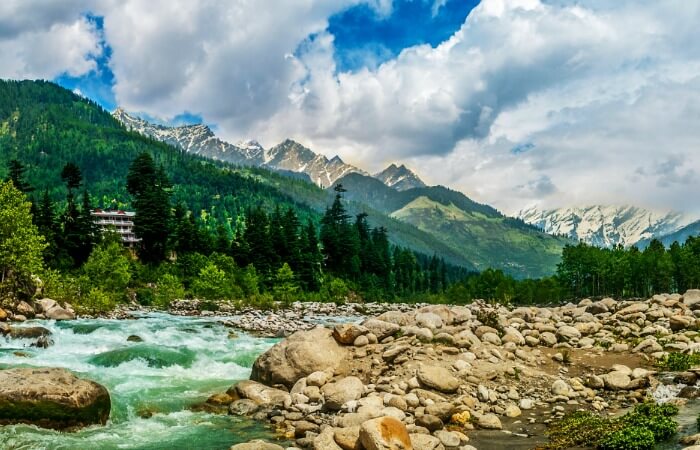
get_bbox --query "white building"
[91,209,140,247]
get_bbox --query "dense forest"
[445,239,700,305]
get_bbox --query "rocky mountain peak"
[374,163,426,191]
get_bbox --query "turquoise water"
[0,313,280,450]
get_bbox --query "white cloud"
[1,0,699,216]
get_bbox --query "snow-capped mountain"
[113,109,367,188]
[113,108,264,165]
[264,139,366,188]
[374,163,426,191]
[518,205,692,248]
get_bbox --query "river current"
[0,313,279,450]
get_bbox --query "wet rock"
[45,305,75,320]
[9,326,51,339]
[229,399,259,416]
[477,413,502,430]
[230,380,291,407]
[0,367,110,429]
[127,335,143,342]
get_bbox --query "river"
[0,313,280,450]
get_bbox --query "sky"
[1,0,699,217]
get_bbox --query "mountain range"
[113,107,570,277]
[518,205,694,248]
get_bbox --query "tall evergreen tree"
[126,153,172,263]
[299,219,322,291]
[6,159,33,194]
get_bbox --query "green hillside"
[336,172,571,278]
[0,80,475,269]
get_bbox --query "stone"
[684,289,700,308]
[410,434,441,450]
[362,319,401,341]
[481,332,502,345]
[354,335,369,347]
[415,414,443,431]
[617,302,649,315]
[322,376,364,410]
[307,370,331,387]
[334,426,362,450]
[314,426,344,450]
[417,365,460,393]
[415,312,443,329]
[230,380,291,407]
[15,301,35,317]
[477,413,502,430]
[45,305,76,320]
[36,298,58,313]
[670,315,692,331]
[250,327,348,388]
[551,380,570,396]
[229,399,259,416]
[425,402,454,421]
[230,440,284,450]
[601,372,631,390]
[294,420,320,438]
[0,367,110,429]
[502,327,525,345]
[0,308,6,321]
[333,324,369,345]
[359,416,413,450]
[434,430,460,447]
[540,332,557,346]
[8,326,51,339]
[556,326,581,342]
[519,398,534,410]
[505,404,522,417]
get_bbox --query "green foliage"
[475,308,503,333]
[656,352,700,371]
[546,403,679,450]
[598,427,655,450]
[191,262,233,300]
[0,180,46,296]
[80,287,116,315]
[135,288,155,306]
[154,273,185,308]
[273,263,298,306]
[82,241,131,295]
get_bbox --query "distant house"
[91,209,140,247]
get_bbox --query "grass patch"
[545,403,678,450]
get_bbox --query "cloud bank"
[1,0,699,215]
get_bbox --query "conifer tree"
[299,219,322,291]
[127,153,172,263]
[6,159,33,194]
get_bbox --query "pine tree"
[126,153,172,263]
[59,163,88,266]
[320,184,360,277]
[299,219,322,291]
[6,159,33,194]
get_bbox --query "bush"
[154,273,185,308]
[80,287,116,315]
[545,403,678,450]
[191,262,237,300]
[599,426,655,450]
[656,352,700,371]
[82,241,131,294]
[136,288,155,306]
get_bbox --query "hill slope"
[336,173,570,278]
[0,80,477,269]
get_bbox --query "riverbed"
[0,313,280,450]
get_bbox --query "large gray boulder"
[417,364,460,393]
[229,380,291,407]
[0,367,110,429]
[684,290,700,308]
[251,327,348,388]
[321,376,364,410]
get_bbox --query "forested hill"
[0,79,473,269]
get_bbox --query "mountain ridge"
[518,205,692,248]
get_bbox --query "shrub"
[599,426,655,450]
[80,287,116,315]
[135,288,155,306]
[656,352,700,371]
[154,273,185,308]
[191,262,236,300]
[82,241,131,294]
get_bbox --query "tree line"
[2,154,466,312]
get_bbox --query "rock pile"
[223,290,700,449]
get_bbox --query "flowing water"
[0,313,280,450]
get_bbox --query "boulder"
[250,327,348,388]
[362,319,400,341]
[410,434,441,450]
[0,367,110,429]
[601,372,631,390]
[322,376,364,410]
[477,413,502,430]
[359,416,413,450]
[684,289,700,308]
[36,298,58,313]
[229,380,290,407]
[315,426,344,450]
[417,364,460,393]
[415,312,443,329]
[556,326,581,342]
[15,301,35,317]
[333,324,369,345]
[334,426,362,450]
[45,305,76,321]
[9,326,51,339]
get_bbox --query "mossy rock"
[0,367,111,430]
